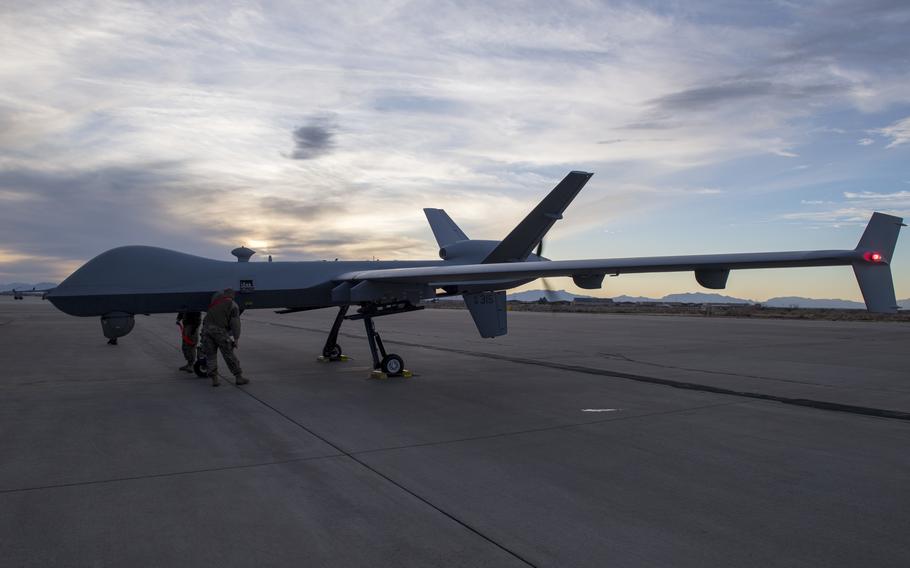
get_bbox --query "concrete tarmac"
[1,300,909,567]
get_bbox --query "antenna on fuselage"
[231,246,255,262]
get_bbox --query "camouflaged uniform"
[202,292,243,385]
[176,311,201,365]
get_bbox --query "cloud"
[1,0,909,286]
[374,94,459,114]
[779,208,874,224]
[0,249,81,284]
[781,1,910,74]
[857,138,874,146]
[782,188,910,228]
[876,116,910,148]
[844,190,910,202]
[0,163,223,260]
[845,191,906,199]
[0,188,40,202]
[811,126,846,134]
[0,159,448,279]
[648,80,842,112]
[258,197,331,220]
[290,117,336,160]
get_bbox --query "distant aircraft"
[2,286,54,300]
[48,172,904,376]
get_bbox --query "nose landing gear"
[193,358,208,378]
[319,305,349,361]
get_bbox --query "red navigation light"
[865,251,884,263]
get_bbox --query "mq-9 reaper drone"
[48,172,904,376]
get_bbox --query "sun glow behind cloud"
[0,1,907,300]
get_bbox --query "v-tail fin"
[853,212,905,313]
[424,208,469,248]
[482,171,593,263]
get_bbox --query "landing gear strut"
[362,315,404,375]
[321,305,348,360]
[346,301,423,376]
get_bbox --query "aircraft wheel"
[193,358,209,378]
[323,343,343,360]
[381,354,404,376]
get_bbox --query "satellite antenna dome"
[231,246,255,262]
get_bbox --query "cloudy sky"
[1,0,908,301]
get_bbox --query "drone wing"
[337,212,904,314]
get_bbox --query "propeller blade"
[541,276,559,302]
[535,238,558,301]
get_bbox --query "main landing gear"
[322,302,422,376]
[363,315,404,375]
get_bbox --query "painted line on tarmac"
[227,371,541,568]
[0,454,342,495]
[392,338,910,422]
[251,318,910,423]
[348,402,739,458]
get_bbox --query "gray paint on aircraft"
[47,171,904,349]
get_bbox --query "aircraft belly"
[46,245,445,317]
[48,288,333,317]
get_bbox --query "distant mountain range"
[762,296,867,309]
[506,289,587,303]
[506,289,910,310]
[0,282,57,292]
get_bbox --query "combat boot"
[210,374,220,387]
[235,375,249,386]
[178,363,193,372]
